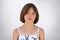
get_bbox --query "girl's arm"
[39,28,45,40]
[13,29,19,40]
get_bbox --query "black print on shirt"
[25,35,29,40]
[20,35,39,40]
[32,37,38,40]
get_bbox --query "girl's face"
[24,7,36,23]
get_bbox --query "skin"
[13,7,45,40]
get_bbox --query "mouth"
[27,18,32,20]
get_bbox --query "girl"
[13,3,45,40]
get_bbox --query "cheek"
[24,15,28,20]
[32,15,36,20]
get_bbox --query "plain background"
[0,0,60,40]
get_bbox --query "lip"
[27,18,32,20]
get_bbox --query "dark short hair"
[20,3,39,24]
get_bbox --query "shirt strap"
[37,27,40,36]
[17,28,20,35]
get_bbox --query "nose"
[28,13,33,16]
[28,14,32,17]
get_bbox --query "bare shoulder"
[38,27,44,34]
[39,27,44,31]
[35,26,45,40]
[13,28,20,40]
[39,27,45,40]
[35,25,44,32]
[13,28,19,35]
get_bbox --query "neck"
[24,22,35,29]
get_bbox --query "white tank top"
[17,27,40,40]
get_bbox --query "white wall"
[0,0,60,40]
